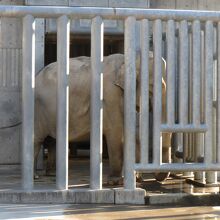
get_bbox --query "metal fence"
[1,5,220,196]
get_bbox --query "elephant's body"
[34,53,171,181]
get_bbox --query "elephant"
[34,53,172,183]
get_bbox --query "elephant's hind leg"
[34,141,43,179]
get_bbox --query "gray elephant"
[34,53,171,183]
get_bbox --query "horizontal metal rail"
[161,124,207,132]
[135,163,220,172]
[2,6,220,21]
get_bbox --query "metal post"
[192,20,204,181]
[56,15,70,190]
[90,16,103,190]
[124,16,136,190]
[217,22,220,163]
[192,20,201,126]
[22,15,35,190]
[179,20,189,126]
[204,21,216,183]
[153,19,162,165]
[167,20,175,126]
[188,30,194,163]
[140,19,149,164]
[195,30,205,182]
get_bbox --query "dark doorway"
[45,34,124,65]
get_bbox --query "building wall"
[0,0,24,165]
[150,0,220,10]
[25,0,149,7]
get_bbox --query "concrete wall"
[0,0,24,165]
[150,0,220,10]
[26,0,149,7]
[25,0,220,10]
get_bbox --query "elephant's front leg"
[105,129,123,185]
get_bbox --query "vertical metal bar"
[90,16,103,190]
[217,22,220,163]
[179,20,189,125]
[194,133,205,182]
[167,20,175,125]
[204,21,213,164]
[124,16,136,190]
[201,31,205,125]
[192,20,201,126]
[204,21,215,183]
[56,15,70,190]
[188,30,194,163]
[22,15,35,190]
[206,23,217,184]
[140,19,149,164]
[194,30,205,182]
[153,19,162,165]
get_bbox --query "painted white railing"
[0,6,220,198]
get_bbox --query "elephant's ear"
[114,53,140,90]
[114,64,125,90]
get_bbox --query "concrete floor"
[1,204,220,219]
[1,157,219,194]
[0,157,220,205]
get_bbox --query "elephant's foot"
[107,176,123,186]
[34,173,39,179]
[136,173,144,183]
[107,174,144,186]
[154,172,170,182]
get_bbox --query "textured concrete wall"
[150,0,220,10]
[0,0,24,164]
[26,0,149,7]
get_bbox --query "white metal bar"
[153,19,162,165]
[179,20,189,125]
[204,21,216,184]
[140,19,149,164]
[217,22,220,163]
[22,15,35,190]
[124,16,136,190]
[167,20,176,126]
[90,16,104,190]
[194,133,205,182]
[56,15,70,190]
[195,33,204,179]
[194,29,205,182]
[204,21,214,165]
[161,124,207,132]
[192,20,201,126]
[4,6,220,22]
[135,163,220,172]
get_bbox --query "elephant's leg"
[105,131,123,185]
[155,133,172,181]
[34,141,43,179]
[44,136,56,176]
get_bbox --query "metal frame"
[0,5,218,193]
